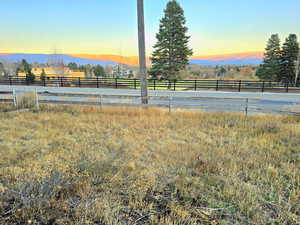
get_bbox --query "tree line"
[67,63,106,77]
[256,34,300,86]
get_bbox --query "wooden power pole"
[137,0,148,104]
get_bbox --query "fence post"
[78,77,81,87]
[286,82,289,93]
[154,79,156,91]
[97,77,99,88]
[262,81,265,93]
[115,78,118,89]
[9,77,12,86]
[168,95,172,113]
[60,77,63,87]
[43,78,46,87]
[216,80,219,91]
[173,80,176,91]
[35,89,39,109]
[134,78,137,89]
[194,80,197,91]
[238,80,242,92]
[13,89,17,107]
[245,98,249,116]
[99,95,102,108]
[168,80,171,90]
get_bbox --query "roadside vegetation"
[0,103,299,225]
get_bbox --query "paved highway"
[1,85,300,115]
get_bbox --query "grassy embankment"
[0,103,299,225]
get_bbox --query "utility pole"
[137,0,148,104]
[295,49,300,86]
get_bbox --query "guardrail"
[0,77,299,93]
[1,90,300,116]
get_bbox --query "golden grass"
[0,103,299,225]
[14,91,38,109]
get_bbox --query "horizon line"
[0,51,263,58]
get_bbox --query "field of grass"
[0,103,299,225]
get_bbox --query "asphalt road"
[1,85,300,115]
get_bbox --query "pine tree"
[21,59,35,83]
[93,65,105,77]
[150,0,193,80]
[280,34,299,85]
[40,69,46,81]
[256,34,281,81]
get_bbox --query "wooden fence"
[0,77,299,93]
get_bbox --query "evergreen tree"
[128,70,134,78]
[219,67,227,79]
[280,34,299,85]
[93,65,105,77]
[150,0,193,80]
[40,69,46,81]
[256,34,281,81]
[68,62,78,71]
[21,59,35,83]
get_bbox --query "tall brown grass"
[14,91,38,109]
[0,103,299,225]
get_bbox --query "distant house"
[18,67,85,79]
[111,64,134,78]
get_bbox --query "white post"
[99,95,102,108]
[13,89,17,107]
[168,95,172,113]
[295,50,300,86]
[36,89,39,109]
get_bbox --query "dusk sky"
[1,0,300,56]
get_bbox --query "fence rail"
[0,77,299,93]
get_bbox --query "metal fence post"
[154,79,156,91]
[134,78,137,89]
[78,77,81,87]
[115,78,118,89]
[245,98,249,116]
[35,89,39,109]
[194,80,197,91]
[13,89,17,107]
[168,95,172,113]
[9,77,12,86]
[97,77,99,88]
[99,95,102,108]
[216,80,219,91]
[60,77,63,87]
[286,82,289,93]
[238,80,242,92]
[262,81,265,92]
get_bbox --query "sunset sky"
[1,0,300,56]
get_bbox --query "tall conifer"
[150,0,193,80]
[256,34,281,81]
[280,34,299,84]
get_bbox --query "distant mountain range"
[0,52,263,66]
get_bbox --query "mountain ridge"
[0,52,263,66]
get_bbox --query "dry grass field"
[0,103,299,225]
